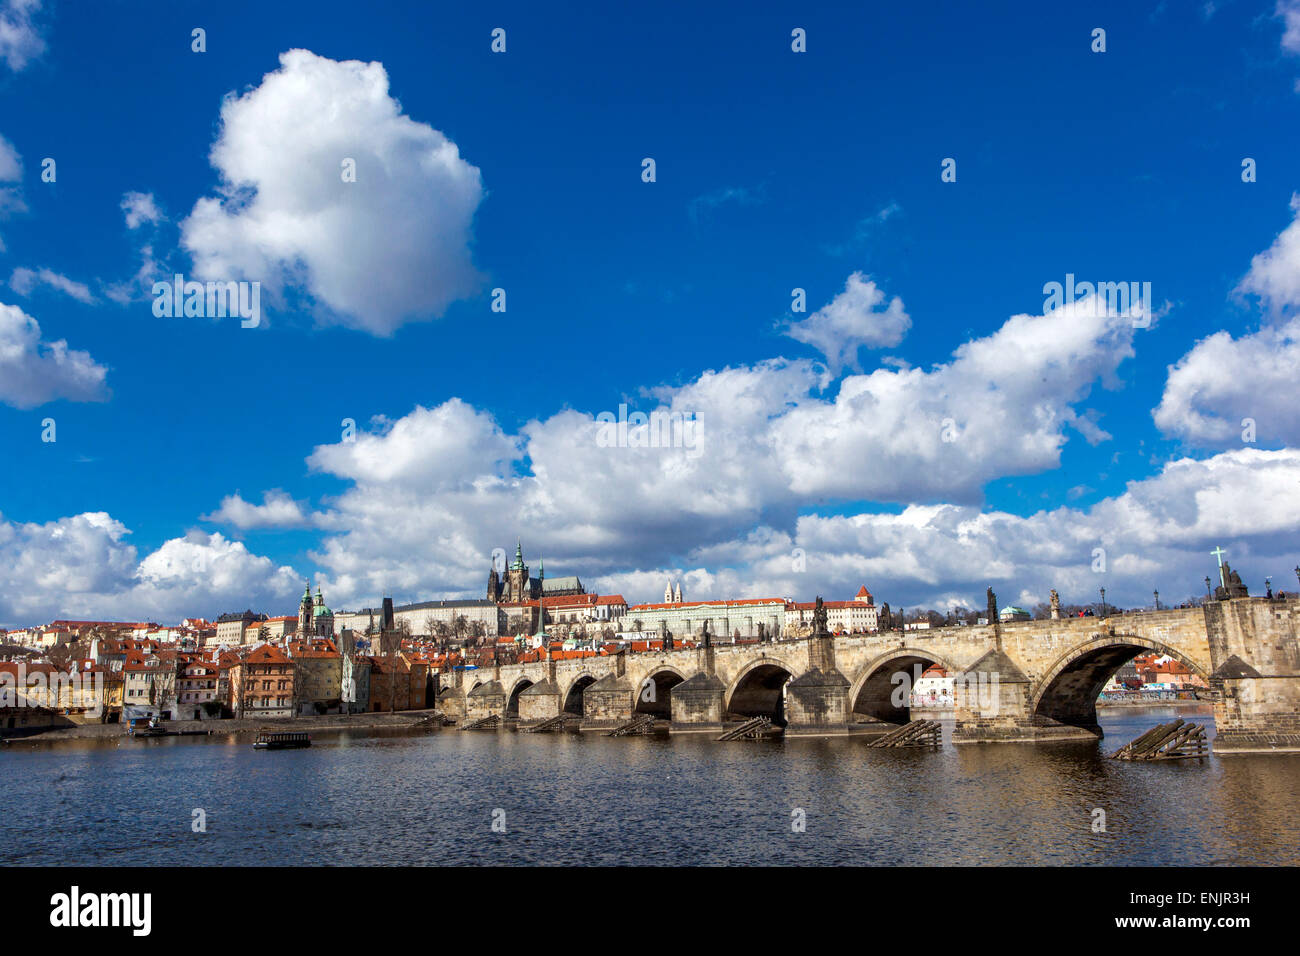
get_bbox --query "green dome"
[313,604,332,617]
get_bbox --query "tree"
[632,619,643,633]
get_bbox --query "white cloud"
[0,301,108,408]
[649,448,1300,612]
[1153,317,1300,447]
[0,133,24,252]
[1157,196,1300,447]
[0,132,19,181]
[307,399,518,488]
[1236,193,1300,313]
[9,266,95,304]
[784,272,911,371]
[1279,0,1300,54]
[120,191,162,230]
[180,49,484,336]
[202,490,312,530]
[775,294,1137,501]
[281,293,1143,610]
[0,514,301,627]
[0,0,44,72]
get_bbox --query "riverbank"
[1096,696,1211,708]
[1,708,444,745]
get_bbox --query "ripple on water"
[1,708,1295,866]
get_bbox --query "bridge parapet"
[436,599,1300,751]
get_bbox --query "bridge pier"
[669,672,726,733]
[950,649,1095,744]
[581,673,634,730]
[465,680,506,723]
[435,685,465,721]
[517,679,561,726]
[1207,598,1300,754]
[784,633,851,736]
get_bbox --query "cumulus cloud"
[180,48,484,335]
[775,294,1138,501]
[0,513,302,627]
[1153,318,1300,447]
[269,293,1143,610]
[202,490,313,530]
[0,301,109,408]
[0,0,44,72]
[783,272,911,371]
[1157,196,1300,447]
[1236,193,1300,313]
[647,448,1300,612]
[9,266,95,303]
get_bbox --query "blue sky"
[2,0,1300,626]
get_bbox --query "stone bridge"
[439,596,1300,753]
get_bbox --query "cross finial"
[1211,546,1227,567]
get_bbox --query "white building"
[784,586,879,635]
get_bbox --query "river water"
[2,705,1296,866]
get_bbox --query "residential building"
[229,645,295,719]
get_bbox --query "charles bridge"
[438,594,1300,754]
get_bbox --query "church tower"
[664,579,673,603]
[297,584,313,636]
[673,581,683,604]
[505,539,531,602]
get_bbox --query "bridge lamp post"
[1099,587,1107,617]
[1205,576,1212,599]
[1153,589,1160,611]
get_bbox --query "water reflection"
[2,705,1295,866]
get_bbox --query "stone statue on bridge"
[987,587,998,623]
[1214,563,1249,601]
[812,596,829,638]
[1050,589,1060,620]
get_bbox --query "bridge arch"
[505,678,534,718]
[561,673,598,715]
[1031,635,1211,731]
[633,666,688,719]
[848,648,962,725]
[725,657,797,725]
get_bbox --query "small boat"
[127,717,168,738]
[253,730,311,750]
